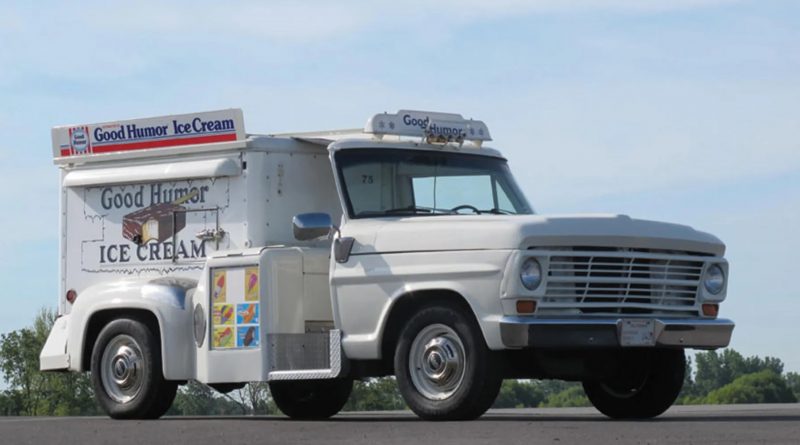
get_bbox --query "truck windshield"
[335,148,533,218]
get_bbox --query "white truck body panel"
[338,214,725,256]
[61,277,196,378]
[44,109,343,378]
[61,166,245,294]
[332,249,512,358]
[41,108,733,394]
[40,316,70,370]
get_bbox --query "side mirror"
[292,213,334,241]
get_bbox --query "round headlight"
[193,303,206,348]
[520,258,543,290]
[703,264,725,295]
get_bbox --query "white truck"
[40,108,734,420]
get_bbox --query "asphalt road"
[1,404,798,445]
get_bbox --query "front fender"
[64,277,197,380]
[332,249,512,360]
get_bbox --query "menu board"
[210,266,261,349]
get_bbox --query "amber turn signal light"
[702,303,718,317]
[516,300,537,314]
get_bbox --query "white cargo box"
[54,109,342,315]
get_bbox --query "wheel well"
[81,309,161,371]
[379,289,480,370]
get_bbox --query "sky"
[0,0,798,371]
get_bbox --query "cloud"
[0,0,754,86]
[4,0,744,44]
[85,0,740,39]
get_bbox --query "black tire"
[583,348,686,419]
[269,379,353,419]
[394,305,501,420]
[90,318,178,419]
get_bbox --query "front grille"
[539,247,705,317]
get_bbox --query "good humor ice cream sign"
[52,109,245,158]
[70,178,233,274]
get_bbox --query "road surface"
[1,404,798,444]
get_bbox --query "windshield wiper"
[481,208,515,215]
[383,206,434,215]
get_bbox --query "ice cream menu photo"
[211,266,261,349]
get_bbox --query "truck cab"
[41,109,733,420]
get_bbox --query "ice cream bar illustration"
[215,327,233,347]
[247,272,258,293]
[245,268,259,301]
[213,273,225,301]
[122,190,198,244]
[221,305,234,324]
[244,327,256,346]
[240,304,256,324]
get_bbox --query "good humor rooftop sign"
[52,109,246,159]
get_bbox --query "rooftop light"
[364,110,492,146]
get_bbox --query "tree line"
[1,309,797,416]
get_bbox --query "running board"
[267,329,344,381]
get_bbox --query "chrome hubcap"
[409,324,466,400]
[101,335,144,404]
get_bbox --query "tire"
[90,318,178,419]
[269,379,353,419]
[394,305,502,421]
[583,348,685,419]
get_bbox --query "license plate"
[619,319,656,347]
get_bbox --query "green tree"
[493,380,545,408]
[238,382,273,414]
[784,372,800,401]
[169,381,246,416]
[0,328,42,415]
[0,390,25,416]
[343,378,407,411]
[693,349,784,396]
[541,385,590,408]
[704,370,797,404]
[0,308,97,416]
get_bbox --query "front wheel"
[269,379,353,419]
[394,305,501,420]
[90,318,177,419]
[583,348,686,419]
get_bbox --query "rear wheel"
[583,348,685,419]
[269,379,353,419]
[394,305,501,420]
[90,318,178,419]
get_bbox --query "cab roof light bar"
[364,110,492,147]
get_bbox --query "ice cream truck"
[40,108,734,420]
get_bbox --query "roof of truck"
[52,108,499,166]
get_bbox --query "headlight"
[520,258,543,290]
[703,264,725,296]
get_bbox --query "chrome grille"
[541,248,704,316]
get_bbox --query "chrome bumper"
[499,317,734,349]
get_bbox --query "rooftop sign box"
[52,109,246,161]
[364,110,491,145]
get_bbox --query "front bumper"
[499,317,734,349]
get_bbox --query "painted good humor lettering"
[402,114,429,128]
[94,126,126,142]
[92,117,236,142]
[173,117,236,135]
[93,123,170,142]
[100,184,210,210]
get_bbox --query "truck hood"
[343,214,725,256]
